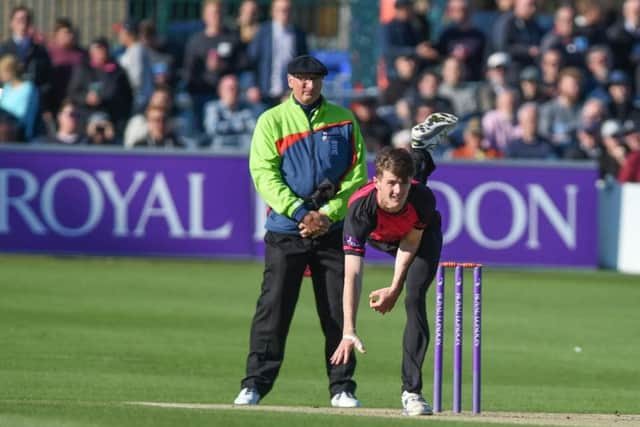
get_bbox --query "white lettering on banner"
[97,171,147,237]
[188,173,233,238]
[466,182,527,249]
[0,168,46,235]
[431,180,579,250]
[134,173,185,237]
[41,169,104,237]
[0,168,236,240]
[527,184,577,249]
[428,181,463,243]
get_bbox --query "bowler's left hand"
[369,287,400,314]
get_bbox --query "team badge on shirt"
[344,234,364,249]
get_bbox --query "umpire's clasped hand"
[298,211,330,238]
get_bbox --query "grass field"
[1,255,639,427]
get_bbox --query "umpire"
[234,55,368,407]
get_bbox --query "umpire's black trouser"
[241,228,356,398]
[380,213,443,394]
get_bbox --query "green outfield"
[1,255,639,427]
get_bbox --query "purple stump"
[472,266,482,414]
[433,264,445,413]
[453,265,463,413]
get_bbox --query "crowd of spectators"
[0,0,292,151]
[374,0,640,182]
[0,0,639,182]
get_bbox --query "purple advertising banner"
[0,147,254,257]
[0,147,598,267]
[430,161,598,267]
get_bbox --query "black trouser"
[241,228,356,398]
[384,215,443,394]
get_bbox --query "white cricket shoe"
[330,391,362,408]
[234,387,260,405]
[411,112,459,150]
[401,391,433,416]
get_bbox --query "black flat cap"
[287,55,328,76]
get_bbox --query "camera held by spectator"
[86,112,116,145]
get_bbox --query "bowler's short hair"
[374,147,415,182]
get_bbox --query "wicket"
[433,262,483,414]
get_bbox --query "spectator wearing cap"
[447,117,500,160]
[598,119,627,178]
[381,54,418,106]
[606,0,640,82]
[493,0,544,77]
[184,0,246,128]
[435,0,486,82]
[34,98,88,145]
[618,120,640,182]
[0,5,52,115]
[234,54,367,409]
[67,37,133,134]
[540,4,589,69]
[351,95,393,153]
[248,0,308,104]
[583,45,613,101]
[538,67,584,156]
[117,19,155,113]
[505,102,554,159]
[517,65,547,104]
[478,52,512,112]
[0,54,40,140]
[380,0,438,76]
[46,18,87,115]
[438,56,481,117]
[203,74,258,152]
[605,70,640,123]
[482,88,520,153]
